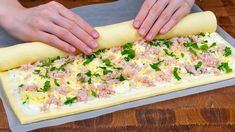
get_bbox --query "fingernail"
[160,28,167,34]
[146,33,153,40]
[139,27,146,36]
[91,31,99,38]
[86,48,92,55]
[69,47,76,52]
[90,40,98,49]
[134,20,140,28]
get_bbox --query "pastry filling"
[8,32,235,114]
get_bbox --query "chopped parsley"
[77,73,81,77]
[93,48,105,56]
[173,67,181,81]
[218,62,232,73]
[103,58,113,67]
[191,43,199,49]
[83,54,96,65]
[150,61,163,71]
[122,42,133,49]
[85,70,92,77]
[159,39,173,48]
[18,84,24,88]
[199,32,206,37]
[148,41,160,47]
[64,97,77,105]
[200,44,209,52]
[224,47,232,57]
[91,90,98,97]
[54,79,60,87]
[33,70,40,74]
[88,78,92,84]
[163,49,177,58]
[116,74,127,81]
[121,49,135,61]
[38,81,51,92]
[113,67,123,70]
[93,73,101,77]
[181,53,185,58]
[99,67,113,75]
[22,96,29,105]
[189,48,197,56]
[210,42,217,48]
[50,66,65,72]
[195,61,202,70]
[79,77,86,83]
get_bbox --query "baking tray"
[0,0,235,131]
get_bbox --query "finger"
[160,5,191,34]
[39,21,93,55]
[49,13,98,49]
[138,0,168,37]
[133,0,157,29]
[51,2,99,38]
[146,1,181,41]
[35,31,76,53]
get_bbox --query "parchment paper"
[0,0,235,131]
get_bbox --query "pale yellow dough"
[1,11,233,124]
[0,11,216,72]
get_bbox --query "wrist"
[0,1,25,27]
[185,0,195,7]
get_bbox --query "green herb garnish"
[54,79,60,87]
[189,48,197,56]
[83,54,96,65]
[85,70,92,77]
[148,41,160,47]
[91,90,98,97]
[116,74,127,81]
[181,53,185,58]
[18,84,24,88]
[150,61,163,71]
[103,58,113,67]
[224,47,232,57]
[173,67,181,81]
[195,61,202,70]
[64,97,77,105]
[38,80,51,92]
[121,49,135,61]
[199,32,206,37]
[163,49,177,58]
[122,42,133,49]
[210,42,217,48]
[99,67,113,75]
[218,62,232,73]
[200,44,209,52]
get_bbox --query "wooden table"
[1,0,235,131]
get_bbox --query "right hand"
[0,1,99,55]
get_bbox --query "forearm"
[0,0,24,25]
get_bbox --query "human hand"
[133,0,195,41]
[0,1,99,55]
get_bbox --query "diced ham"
[217,45,226,55]
[110,47,122,53]
[190,35,203,44]
[57,87,68,95]
[185,65,199,75]
[201,53,220,67]
[155,72,171,82]
[97,85,114,97]
[164,58,176,66]
[77,89,89,102]
[210,68,221,75]
[138,76,155,87]
[20,64,34,71]
[50,71,69,79]
[24,83,38,92]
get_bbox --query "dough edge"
[0,11,217,72]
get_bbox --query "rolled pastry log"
[0,11,217,71]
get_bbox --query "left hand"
[133,0,195,41]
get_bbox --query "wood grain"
[0,0,235,131]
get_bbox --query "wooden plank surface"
[0,0,235,131]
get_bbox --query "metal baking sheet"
[0,0,235,131]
